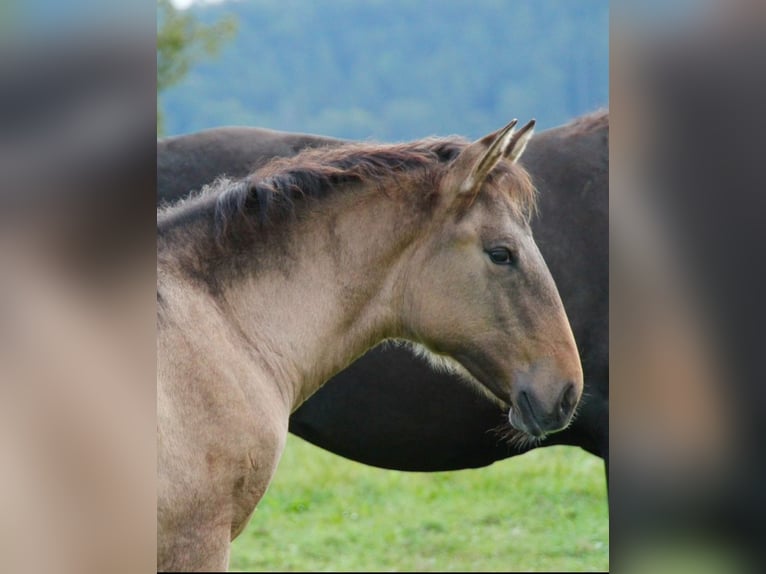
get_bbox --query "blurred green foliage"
[159,0,607,140]
[157,0,236,134]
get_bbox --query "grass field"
[230,435,609,572]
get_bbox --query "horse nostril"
[559,382,576,419]
[516,390,545,437]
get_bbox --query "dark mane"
[213,139,466,240]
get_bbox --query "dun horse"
[157,120,583,571]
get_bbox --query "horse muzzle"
[508,381,578,438]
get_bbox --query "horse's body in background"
[158,127,342,206]
[157,111,608,474]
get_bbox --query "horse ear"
[456,118,536,199]
[505,118,535,164]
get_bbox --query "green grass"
[230,435,608,572]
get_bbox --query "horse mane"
[158,135,539,249]
[210,137,538,242]
[213,139,457,237]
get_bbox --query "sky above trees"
[160,0,608,141]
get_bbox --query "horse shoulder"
[157,283,290,547]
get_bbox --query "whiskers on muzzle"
[490,390,587,451]
[490,416,546,451]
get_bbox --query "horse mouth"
[456,358,554,441]
[508,397,548,440]
[450,352,553,440]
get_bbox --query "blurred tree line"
[157,0,236,135]
[158,0,607,140]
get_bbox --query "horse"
[156,111,609,475]
[157,120,584,571]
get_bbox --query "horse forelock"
[480,160,538,224]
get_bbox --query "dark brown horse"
[158,121,583,570]
[156,111,609,475]
[158,127,342,207]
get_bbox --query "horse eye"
[487,247,516,266]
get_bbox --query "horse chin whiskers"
[493,390,584,450]
[509,430,546,450]
[490,416,546,450]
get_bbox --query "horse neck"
[212,186,426,411]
